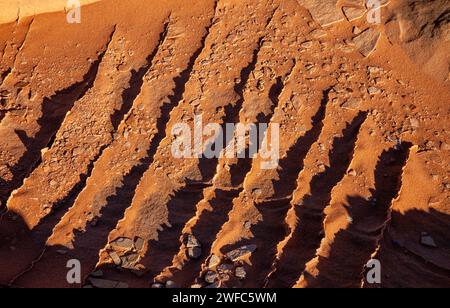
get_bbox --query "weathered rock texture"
[0,0,448,288]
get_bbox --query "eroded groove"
[144,40,266,281]
[155,5,303,282]
[5,19,175,231]
[157,7,304,285]
[4,18,180,285]
[273,89,331,199]
[1,19,179,284]
[161,62,297,286]
[230,66,296,187]
[216,90,331,287]
[166,189,242,285]
[10,4,221,288]
[0,26,116,209]
[15,18,34,58]
[96,2,280,287]
[300,142,412,288]
[89,0,219,234]
[110,21,170,130]
[79,5,218,256]
[7,141,116,287]
[1,18,34,85]
[52,9,218,286]
[2,183,77,286]
[266,111,368,288]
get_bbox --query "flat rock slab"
[421,233,438,248]
[89,278,129,289]
[111,237,134,249]
[226,244,257,261]
[299,0,344,27]
[353,27,381,56]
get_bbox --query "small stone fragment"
[421,232,437,248]
[226,244,257,261]
[343,6,366,21]
[244,221,252,230]
[111,237,134,249]
[235,267,247,280]
[353,26,363,35]
[186,234,201,248]
[301,41,313,49]
[368,66,382,74]
[353,28,380,57]
[348,169,357,177]
[217,263,234,273]
[89,278,119,288]
[166,280,177,288]
[341,97,362,110]
[187,246,202,259]
[109,251,122,266]
[134,237,145,251]
[204,271,219,284]
[300,0,345,27]
[208,254,221,268]
[410,118,420,128]
[368,86,381,95]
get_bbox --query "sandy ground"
[0,0,449,288]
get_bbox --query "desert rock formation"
[0,0,449,288]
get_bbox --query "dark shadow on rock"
[266,111,367,287]
[132,37,265,284]
[0,39,111,210]
[168,188,241,286]
[364,207,450,288]
[0,209,30,286]
[219,93,355,288]
[110,22,169,130]
[166,74,289,286]
[302,142,414,288]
